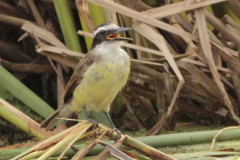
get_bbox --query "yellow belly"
[71,61,130,112]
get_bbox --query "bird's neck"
[92,41,123,54]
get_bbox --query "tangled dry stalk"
[0,0,240,159]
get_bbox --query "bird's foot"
[87,118,98,128]
[111,127,121,140]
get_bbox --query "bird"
[41,22,132,137]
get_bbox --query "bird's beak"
[107,27,132,41]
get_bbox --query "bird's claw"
[87,118,98,128]
[111,127,121,140]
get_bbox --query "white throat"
[91,41,129,64]
[92,41,123,54]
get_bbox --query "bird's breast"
[94,48,130,81]
[72,49,130,112]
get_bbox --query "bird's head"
[91,22,132,49]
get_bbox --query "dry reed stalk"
[205,10,240,45]
[12,121,174,160]
[87,0,195,40]
[132,22,184,135]
[143,0,226,19]
[0,13,30,26]
[1,2,240,157]
[93,136,128,160]
[0,59,53,73]
[0,98,52,139]
[76,0,95,32]
[71,131,108,159]
[26,0,66,107]
[195,8,240,123]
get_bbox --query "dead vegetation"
[0,0,240,159]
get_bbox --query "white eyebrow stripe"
[93,23,119,36]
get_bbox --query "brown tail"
[40,104,73,131]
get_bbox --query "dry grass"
[0,0,239,135]
[0,0,240,159]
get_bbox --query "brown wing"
[63,53,94,102]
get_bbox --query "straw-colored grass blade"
[0,98,51,139]
[132,22,184,135]
[205,10,240,45]
[71,131,107,160]
[37,123,93,160]
[143,0,226,19]
[96,140,133,160]
[87,0,195,40]
[94,133,126,159]
[194,8,240,123]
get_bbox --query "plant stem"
[53,0,82,52]
[5,128,240,159]
[0,66,53,118]
[0,99,49,139]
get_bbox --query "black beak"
[115,27,132,33]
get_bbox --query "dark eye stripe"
[95,29,115,37]
[91,29,116,49]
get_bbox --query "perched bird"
[41,22,132,137]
